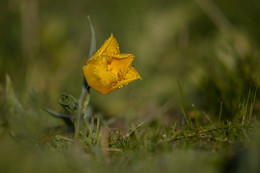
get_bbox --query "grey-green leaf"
[87,16,96,59]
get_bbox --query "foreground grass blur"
[0,76,259,172]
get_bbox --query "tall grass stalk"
[178,80,192,128]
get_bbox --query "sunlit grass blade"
[248,80,258,125]
[126,121,145,138]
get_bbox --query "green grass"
[0,113,258,173]
[0,74,259,173]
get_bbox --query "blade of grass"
[192,104,199,127]
[218,101,223,122]
[126,121,145,138]
[179,104,191,128]
[95,117,100,144]
[248,81,258,125]
[178,80,191,128]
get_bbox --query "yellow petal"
[125,66,141,81]
[111,66,141,90]
[87,55,109,71]
[83,64,118,94]
[109,53,133,59]
[88,34,119,63]
[108,54,134,79]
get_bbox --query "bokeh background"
[1,1,260,173]
[1,0,260,126]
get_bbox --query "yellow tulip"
[83,34,141,94]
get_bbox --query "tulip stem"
[75,86,90,139]
[74,16,94,139]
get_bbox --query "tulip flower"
[83,34,141,94]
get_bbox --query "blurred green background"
[0,0,260,123]
[1,0,260,173]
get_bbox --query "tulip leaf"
[87,16,96,59]
[44,107,70,119]
[5,74,24,112]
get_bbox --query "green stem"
[75,87,90,139]
[74,16,95,139]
